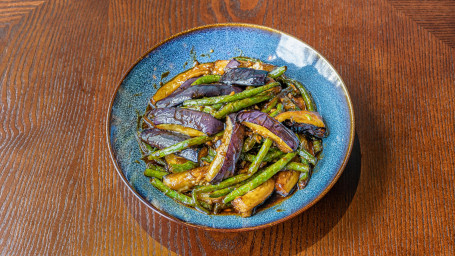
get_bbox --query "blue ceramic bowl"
[107,23,354,231]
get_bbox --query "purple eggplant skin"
[155,84,241,108]
[236,110,299,152]
[140,128,200,162]
[167,77,199,97]
[150,77,199,108]
[221,68,269,86]
[206,114,245,183]
[224,59,240,70]
[285,121,327,138]
[147,107,224,136]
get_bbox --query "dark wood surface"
[1,0,454,255]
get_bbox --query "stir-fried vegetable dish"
[137,56,327,217]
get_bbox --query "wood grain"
[0,0,454,255]
[389,0,455,48]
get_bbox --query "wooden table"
[1,0,454,255]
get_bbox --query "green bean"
[269,103,284,118]
[168,160,198,173]
[200,155,214,163]
[213,92,274,119]
[297,149,317,165]
[223,152,297,203]
[312,139,323,154]
[242,103,283,167]
[209,186,237,198]
[211,103,223,110]
[261,97,279,113]
[144,166,168,179]
[208,168,264,198]
[192,191,210,214]
[202,106,217,115]
[268,66,287,79]
[183,82,279,107]
[283,78,316,111]
[147,131,224,160]
[184,105,217,115]
[208,147,217,157]
[299,171,309,182]
[263,150,285,162]
[234,56,262,63]
[150,178,194,206]
[191,75,221,85]
[200,201,212,210]
[200,147,216,162]
[298,169,312,189]
[247,139,273,175]
[242,134,259,152]
[194,173,251,194]
[243,149,285,163]
[286,162,310,172]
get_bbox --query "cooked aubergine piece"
[163,166,208,192]
[231,178,275,217]
[212,60,230,75]
[162,77,199,99]
[236,110,299,153]
[155,84,241,108]
[206,114,245,183]
[224,59,240,70]
[275,170,300,197]
[151,63,214,104]
[140,128,200,162]
[147,108,224,136]
[220,68,268,86]
[275,111,327,138]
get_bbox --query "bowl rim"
[106,22,355,232]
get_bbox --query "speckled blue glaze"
[108,24,354,229]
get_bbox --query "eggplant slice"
[275,170,300,197]
[206,114,245,183]
[151,63,214,104]
[140,128,200,162]
[147,108,224,136]
[163,166,208,192]
[275,111,327,138]
[232,178,275,217]
[164,77,199,98]
[224,59,240,70]
[220,68,268,86]
[236,110,299,153]
[155,84,241,108]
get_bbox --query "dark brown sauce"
[255,188,297,214]
[189,46,198,65]
[160,71,170,80]
[200,49,214,58]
